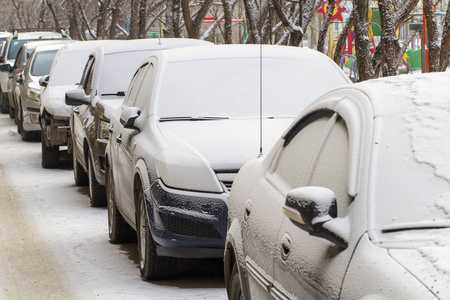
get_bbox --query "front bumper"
[147,179,228,258]
[22,101,41,132]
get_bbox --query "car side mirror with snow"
[283,186,348,249]
[120,106,141,130]
[39,75,49,87]
[65,89,90,106]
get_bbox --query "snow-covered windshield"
[157,57,347,118]
[98,51,152,96]
[48,50,91,86]
[30,50,58,76]
[370,75,450,235]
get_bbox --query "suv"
[65,38,212,207]
[16,43,68,141]
[0,28,68,113]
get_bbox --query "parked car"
[105,45,351,280]
[6,40,72,121]
[14,43,68,141]
[65,38,212,207]
[0,28,68,113]
[40,40,123,169]
[225,72,450,300]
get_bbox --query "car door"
[272,110,359,299]
[114,62,151,222]
[72,56,95,168]
[242,110,334,299]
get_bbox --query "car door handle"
[116,134,122,143]
[108,125,113,133]
[74,107,80,114]
[281,235,292,260]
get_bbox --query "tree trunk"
[243,0,261,43]
[378,0,400,77]
[46,0,61,28]
[317,0,335,53]
[439,0,450,71]
[423,0,439,72]
[222,0,234,44]
[129,0,140,39]
[353,0,375,81]
[172,0,182,37]
[138,0,148,38]
[333,11,354,65]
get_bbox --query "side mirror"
[16,73,23,84]
[283,186,349,249]
[0,63,11,72]
[65,89,90,106]
[120,106,141,130]
[39,75,49,87]
[0,56,5,64]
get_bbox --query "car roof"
[10,31,65,40]
[348,72,450,117]
[22,40,71,50]
[151,44,334,63]
[33,42,71,53]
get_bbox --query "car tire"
[228,262,243,300]
[137,183,178,280]
[88,154,106,207]
[41,132,59,168]
[73,150,88,186]
[9,105,14,119]
[107,167,136,243]
[0,93,8,114]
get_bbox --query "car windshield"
[30,50,58,76]
[48,50,92,86]
[157,57,347,119]
[370,79,450,236]
[98,51,154,96]
[8,38,60,60]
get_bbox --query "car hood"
[157,118,293,172]
[388,228,450,299]
[40,84,77,117]
[94,98,124,121]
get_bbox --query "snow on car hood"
[40,84,77,117]
[157,118,294,171]
[388,228,450,299]
[94,98,124,121]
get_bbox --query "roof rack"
[9,27,69,39]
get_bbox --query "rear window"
[30,50,58,76]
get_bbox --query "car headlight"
[98,119,110,139]
[156,150,223,193]
[27,88,41,102]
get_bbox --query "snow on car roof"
[11,31,65,39]
[32,42,71,52]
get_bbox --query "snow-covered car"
[106,45,350,280]
[0,29,68,113]
[7,40,72,121]
[65,38,212,207]
[225,72,450,300]
[15,43,69,141]
[40,40,123,169]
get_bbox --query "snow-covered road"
[0,113,227,300]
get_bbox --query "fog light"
[30,114,39,124]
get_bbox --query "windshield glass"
[7,38,60,60]
[30,50,58,76]
[371,95,450,236]
[157,57,347,119]
[48,50,91,86]
[98,50,153,96]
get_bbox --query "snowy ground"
[0,113,227,300]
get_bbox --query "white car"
[225,72,450,299]
[39,40,123,168]
[106,45,350,280]
[65,38,212,207]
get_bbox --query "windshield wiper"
[101,91,125,96]
[381,221,450,233]
[159,116,229,122]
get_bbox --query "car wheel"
[9,105,14,119]
[41,132,59,168]
[0,93,8,114]
[88,154,106,207]
[137,183,177,280]
[73,150,88,186]
[107,167,136,243]
[228,262,243,300]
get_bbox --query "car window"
[308,116,352,217]
[134,64,154,110]
[123,62,149,107]
[80,57,95,96]
[269,111,334,190]
[30,50,58,76]
[13,47,24,69]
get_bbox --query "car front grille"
[221,181,233,192]
[160,213,222,239]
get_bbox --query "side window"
[308,116,352,217]
[134,64,154,110]
[79,57,95,95]
[269,111,334,190]
[124,63,149,107]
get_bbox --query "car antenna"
[258,1,263,158]
[159,20,162,45]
